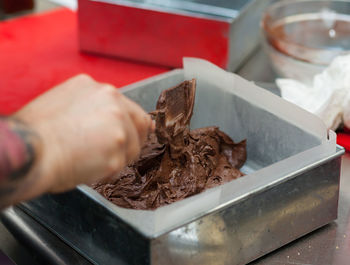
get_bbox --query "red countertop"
[0,8,168,115]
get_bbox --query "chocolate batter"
[92,80,247,210]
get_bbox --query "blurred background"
[0,0,61,20]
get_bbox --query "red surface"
[1,8,349,151]
[336,133,350,152]
[78,0,229,68]
[0,8,168,115]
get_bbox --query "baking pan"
[78,0,277,70]
[20,59,343,265]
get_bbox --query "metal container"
[78,0,276,70]
[19,59,343,265]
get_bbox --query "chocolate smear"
[92,80,247,210]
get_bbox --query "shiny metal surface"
[18,60,343,265]
[238,47,350,265]
[0,207,92,265]
[0,4,348,261]
[18,148,343,265]
[17,149,342,264]
[79,0,277,70]
[1,152,349,265]
[92,0,243,19]
[2,153,350,265]
[250,154,350,265]
[151,150,343,264]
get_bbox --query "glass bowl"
[261,0,350,83]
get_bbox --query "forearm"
[0,117,49,209]
[0,75,152,209]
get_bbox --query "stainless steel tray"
[78,0,276,70]
[19,59,343,265]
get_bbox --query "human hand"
[14,74,153,193]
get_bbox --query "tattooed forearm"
[0,117,42,208]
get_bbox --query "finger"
[95,172,117,186]
[122,114,142,164]
[150,119,156,133]
[61,74,99,95]
[120,96,152,144]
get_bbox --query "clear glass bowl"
[261,0,350,83]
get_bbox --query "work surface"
[1,149,349,265]
[1,2,350,265]
[1,48,350,265]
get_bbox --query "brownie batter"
[92,80,247,210]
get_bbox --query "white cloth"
[277,54,350,130]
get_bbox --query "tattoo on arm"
[0,117,41,208]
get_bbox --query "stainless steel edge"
[148,146,344,238]
[17,146,343,265]
[151,152,343,265]
[17,64,343,264]
[90,0,235,22]
[228,0,278,71]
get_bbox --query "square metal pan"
[78,0,276,70]
[20,59,343,265]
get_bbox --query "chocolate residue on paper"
[92,80,247,210]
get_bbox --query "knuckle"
[113,89,123,98]
[139,116,151,136]
[114,130,127,146]
[108,156,126,173]
[76,73,93,82]
[127,144,141,162]
[143,115,151,128]
[133,139,141,152]
[69,74,97,90]
[109,106,124,119]
[101,84,117,94]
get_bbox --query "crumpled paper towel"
[276,54,350,131]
